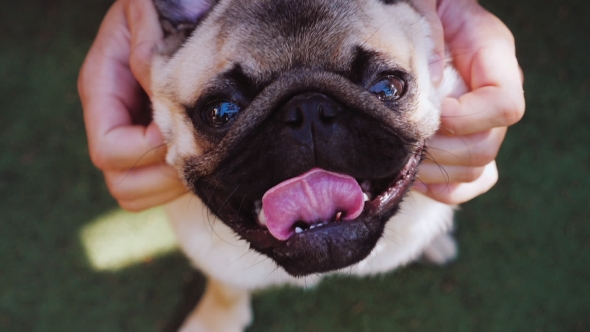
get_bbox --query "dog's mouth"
[226,145,423,276]
[255,151,421,240]
[255,168,366,240]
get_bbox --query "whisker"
[115,143,168,185]
[244,255,272,271]
[422,150,450,185]
[216,184,241,216]
[424,146,461,160]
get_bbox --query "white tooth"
[257,208,267,227]
[363,193,370,202]
[310,224,316,229]
[254,200,262,215]
[317,223,323,227]
[295,227,303,234]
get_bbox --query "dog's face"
[152,0,442,276]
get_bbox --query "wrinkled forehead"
[220,0,423,74]
[215,0,359,75]
[157,0,426,102]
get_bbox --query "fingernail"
[428,53,444,86]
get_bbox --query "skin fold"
[77,0,524,212]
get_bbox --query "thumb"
[125,0,163,97]
[412,0,445,85]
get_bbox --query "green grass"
[1,0,589,331]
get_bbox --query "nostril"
[283,107,303,127]
[276,93,343,128]
[318,104,340,123]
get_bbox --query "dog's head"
[151,0,445,276]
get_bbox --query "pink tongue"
[262,168,364,241]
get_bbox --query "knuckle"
[104,176,124,199]
[486,165,499,186]
[501,95,526,126]
[432,184,460,205]
[470,147,498,167]
[488,173,499,188]
[89,145,110,170]
[89,141,122,171]
[478,148,498,166]
[105,180,136,206]
[477,164,499,196]
[470,130,504,167]
[460,167,484,183]
[500,25,516,45]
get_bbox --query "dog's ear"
[154,0,217,55]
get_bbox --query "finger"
[440,76,524,136]
[425,127,506,167]
[84,96,168,170]
[104,163,187,211]
[417,163,486,184]
[124,0,163,97]
[78,3,167,170]
[439,8,525,135]
[79,1,141,121]
[413,161,498,205]
[412,0,444,85]
[96,122,168,170]
[118,192,185,212]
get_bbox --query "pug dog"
[150,0,466,330]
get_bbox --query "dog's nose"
[278,92,343,129]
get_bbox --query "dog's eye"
[368,76,405,101]
[202,100,242,127]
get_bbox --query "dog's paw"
[421,233,458,265]
[180,281,252,332]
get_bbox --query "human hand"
[78,0,186,211]
[412,0,525,204]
